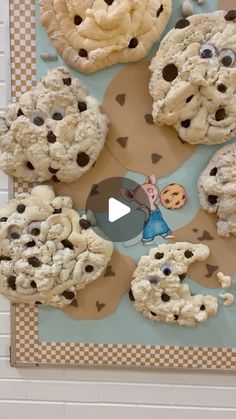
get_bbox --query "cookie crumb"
[217,272,232,288]
[219,293,234,306]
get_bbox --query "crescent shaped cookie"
[149,10,236,145]
[0,185,113,308]
[40,0,172,73]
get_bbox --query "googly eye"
[28,221,41,236]
[199,43,217,59]
[219,49,236,67]
[160,262,173,276]
[31,111,46,126]
[50,106,65,121]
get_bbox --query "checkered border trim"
[10,0,236,369]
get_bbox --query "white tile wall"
[0,1,236,418]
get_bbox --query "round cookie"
[40,0,172,73]
[149,10,236,145]
[198,142,236,237]
[0,67,108,183]
[0,185,113,308]
[160,183,187,209]
[129,242,218,327]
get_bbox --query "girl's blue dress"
[142,208,171,241]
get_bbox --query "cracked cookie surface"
[40,0,172,73]
[149,10,236,145]
[0,185,113,308]
[0,67,108,183]
[130,242,218,327]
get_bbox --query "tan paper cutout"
[218,0,235,10]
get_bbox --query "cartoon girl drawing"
[121,175,175,244]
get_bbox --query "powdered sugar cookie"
[129,242,218,327]
[40,0,172,73]
[150,10,236,145]
[0,185,113,308]
[0,67,108,183]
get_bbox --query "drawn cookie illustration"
[0,185,113,308]
[198,143,236,237]
[160,183,187,210]
[149,10,236,145]
[102,61,197,176]
[0,67,108,183]
[40,0,172,73]
[130,242,219,327]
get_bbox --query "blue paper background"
[37,0,236,347]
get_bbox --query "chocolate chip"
[90,184,99,195]
[17,108,24,117]
[179,273,186,281]
[156,4,164,17]
[61,239,74,250]
[181,119,191,128]
[200,304,205,311]
[175,18,190,29]
[0,217,7,222]
[161,293,170,302]
[128,37,138,49]
[28,257,41,267]
[186,95,193,103]
[210,167,218,176]
[96,301,106,312]
[61,290,75,300]
[74,15,82,25]
[53,208,62,214]
[217,84,227,93]
[184,250,193,259]
[31,228,40,236]
[117,137,128,148]
[149,277,159,284]
[35,301,42,305]
[151,311,157,316]
[26,161,34,170]
[145,114,154,124]
[11,232,20,240]
[79,48,88,58]
[0,256,11,261]
[198,230,213,241]
[225,10,236,21]
[17,204,25,214]
[52,112,63,121]
[77,152,90,167]
[26,240,36,248]
[52,175,60,183]
[215,108,226,121]
[78,101,87,112]
[49,167,59,174]
[7,276,16,290]
[155,252,164,259]
[31,280,37,289]
[47,131,56,143]
[116,94,126,106]
[163,268,171,276]
[152,153,162,164]
[79,219,91,230]
[206,264,218,278]
[208,195,218,205]
[63,77,72,86]
[174,314,179,320]
[129,288,135,301]
[104,0,114,4]
[33,116,44,126]
[104,265,115,277]
[85,265,94,273]
[165,199,170,204]
[162,63,178,82]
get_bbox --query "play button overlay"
[85,177,147,242]
[108,198,131,222]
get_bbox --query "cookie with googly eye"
[198,142,236,237]
[129,242,218,327]
[149,10,236,145]
[40,0,172,73]
[0,185,113,308]
[0,67,108,183]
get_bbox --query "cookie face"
[198,143,236,237]
[0,185,113,308]
[160,183,186,209]
[149,11,236,145]
[40,0,172,73]
[0,67,108,183]
[130,242,218,327]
